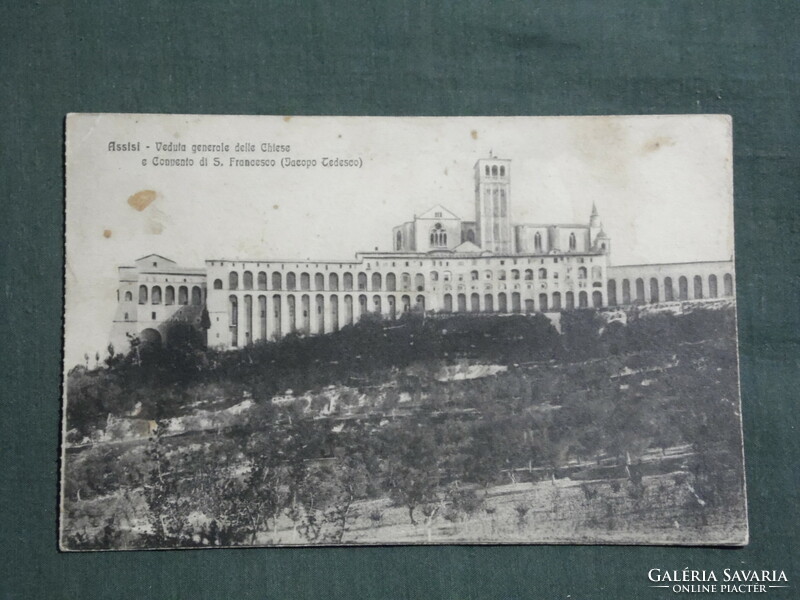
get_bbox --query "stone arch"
[457,293,467,312]
[371,272,382,291]
[300,272,310,291]
[301,294,310,332]
[191,286,202,306]
[415,273,425,291]
[679,276,688,300]
[401,294,411,313]
[357,272,367,291]
[694,275,703,299]
[498,292,507,312]
[430,270,439,282]
[243,271,253,290]
[470,293,480,312]
[649,277,659,303]
[272,272,282,290]
[525,299,534,313]
[386,272,396,291]
[578,291,588,308]
[484,294,494,312]
[343,272,353,291]
[664,277,674,301]
[565,291,575,310]
[372,294,382,314]
[140,328,162,346]
[257,271,267,290]
[316,294,325,333]
[344,294,353,325]
[415,295,425,312]
[708,274,718,298]
[592,290,603,308]
[607,279,617,306]
[315,273,325,291]
[387,295,396,319]
[466,229,475,244]
[538,268,547,279]
[125,290,133,301]
[272,295,282,338]
[229,271,239,290]
[723,273,733,296]
[538,293,548,311]
[551,292,561,311]
[329,272,339,291]
[622,279,631,304]
[214,279,223,290]
[243,295,253,345]
[228,295,238,346]
[511,269,520,280]
[401,272,412,290]
[443,293,453,312]
[165,285,175,305]
[287,272,297,290]
[259,295,267,340]
[287,295,296,332]
[358,294,368,316]
[179,286,188,305]
[151,285,162,305]
[635,278,645,303]
[524,269,533,280]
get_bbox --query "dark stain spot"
[127,190,156,211]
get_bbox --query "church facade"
[110,156,735,351]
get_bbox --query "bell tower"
[474,156,512,254]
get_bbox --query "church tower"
[474,156,513,254]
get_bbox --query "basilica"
[110,156,734,350]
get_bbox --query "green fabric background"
[1,1,798,598]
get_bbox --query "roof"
[417,204,460,220]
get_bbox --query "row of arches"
[135,285,203,306]
[440,290,602,313]
[219,271,428,293]
[607,273,733,306]
[226,293,426,346]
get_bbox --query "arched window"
[430,271,439,282]
[500,166,505,176]
[592,291,603,308]
[343,272,353,290]
[257,272,267,290]
[373,295,382,314]
[165,286,175,305]
[470,293,480,312]
[396,231,402,250]
[565,291,575,310]
[416,295,426,312]
[213,279,223,290]
[466,229,476,244]
[498,293,507,312]
[485,165,490,176]
[470,270,479,281]
[539,293,548,311]
[357,272,367,290]
[287,272,297,290]
[191,286,202,306]
[534,232,542,252]
[415,273,425,291]
[430,223,447,247]
[401,272,412,290]
[635,278,645,303]
[329,272,339,291]
[569,232,576,251]
[708,274,718,298]
[272,272,282,290]
[442,271,451,283]
[484,294,494,312]
[229,271,238,290]
[457,293,467,312]
[300,272,310,290]
[539,268,547,279]
[179,286,188,305]
[723,273,733,296]
[151,286,162,305]
[491,165,498,176]
[577,267,587,279]
[243,271,253,290]
[315,273,325,291]
[124,291,133,301]
[371,272,382,291]
[511,269,520,280]
[524,269,533,280]
[591,266,602,280]
[385,273,396,291]
[443,294,453,312]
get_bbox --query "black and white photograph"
[61,114,747,549]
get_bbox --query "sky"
[65,114,734,367]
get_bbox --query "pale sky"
[65,114,734,367]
